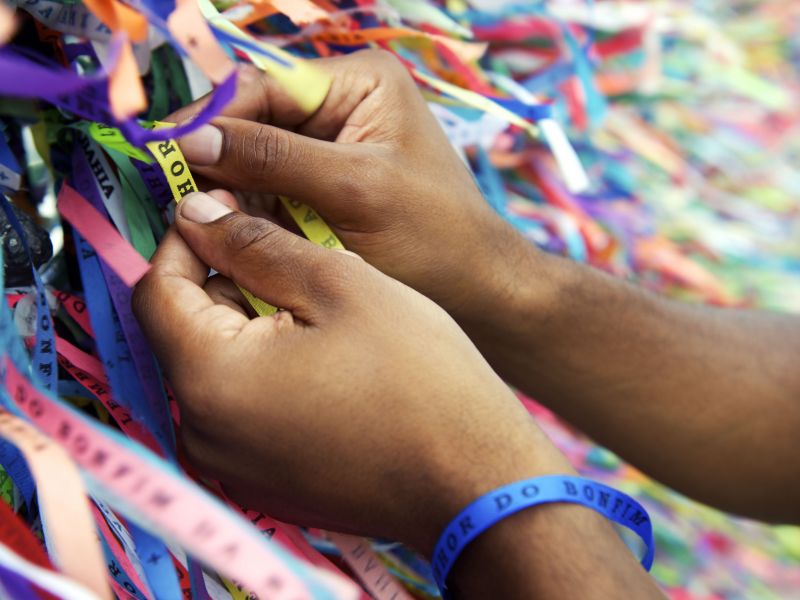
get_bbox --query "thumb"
[175,191,357,321]
[177,117,367,219]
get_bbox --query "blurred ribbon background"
[0,0,798,598]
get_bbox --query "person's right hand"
[174,49,531,323]
[134,192,663,600]
[133,190,567,555]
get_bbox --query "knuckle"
[299,254,332,292]
[337,150,386,207]
[131,271,161,323]
[360,49,411,84]
[361,48,401,71]
[236,125,291,176]
[223,214,282,256]
[280,239,326,292]
[301,253,356,306]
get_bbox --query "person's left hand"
[170,51,524,324]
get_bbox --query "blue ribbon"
[472,146,508,216]
[0,562,38,598]
[70,148,174,456]
[128,520,184,600]
[0,197,56,393]
[98,532,149,600]
[522,60,575,94]
[0,132,21,191]
[432,474,655,596]
[0,195,56,506]
[486,96,552,122]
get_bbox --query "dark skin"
[136,48,799,598]
[461,245,800,524]
[135,191,663,600]
[175,49,800,525]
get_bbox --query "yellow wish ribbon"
[146,122,279,316]
[146,122,345,317]
[193,3,346,251]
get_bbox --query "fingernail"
[180,192,232,223]
[178,124,222,166]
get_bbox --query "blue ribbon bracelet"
[431,474,655,596]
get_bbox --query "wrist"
[443,480,659,600]
[449,219,567,352]
[406,412,577,557]
[437,475,655,593]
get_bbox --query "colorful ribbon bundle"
[0,0,798,599]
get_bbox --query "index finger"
[133,227,249,377]
[172,50,405,141]
[167,63,312,129]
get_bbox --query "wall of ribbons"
[0,0,798,598]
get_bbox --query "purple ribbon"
[0,47,237,146]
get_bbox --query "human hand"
[173,50,531,323]
[133,190,566,554]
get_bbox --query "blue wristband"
[431,474,655,595]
